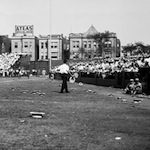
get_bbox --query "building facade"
[69,25,121,59]
[38,35,48,60]
[39,34,67,61]
[102,32,121,58]
[11,25,37,61]
[11,35,37,61]
[0,35,11,54]
[10,25,120,61]
[49,34,63,60]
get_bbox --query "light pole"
[48,0,52,72]
[21,36,23,53]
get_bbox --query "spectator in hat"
[124,78,135,94]
[133,78,142,95]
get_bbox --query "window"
[29,42,32,48]
[41,42,44,49]
[76,41,79,48]
[51,56,57,59]
[104,41,111,48]
[72,41,80,48]
[73,41,76,48]
[88,41,91,48]
[29,52,32,55]
[84,41,87,48]
[51,52,58,56]
[24,42,28,48]
[14,42,18,48]
[45,41,48,48]
[41,55,44,59]
[51,42,58,48]
[54,45,57,48]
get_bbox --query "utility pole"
[21,36,23,53]
[48,0,52,72]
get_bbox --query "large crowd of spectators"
[1,52,150,80]
[52,56,150,79]
[52,56,150,94]
[0,53,21,77]
[0,53,20,70]
[0,53,48,78]
[0,52,150,94]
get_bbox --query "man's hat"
[130,79,134,82]
[135,78,139,81]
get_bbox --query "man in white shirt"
[57,59,70,93]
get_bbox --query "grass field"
[0,76,150,150]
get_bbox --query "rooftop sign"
[15,25,33,34]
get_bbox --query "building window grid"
[51,42,58,49]
[104,41,112,48]
[72,41,80,48]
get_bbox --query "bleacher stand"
[0,53,20,77]
[52,56,150,79]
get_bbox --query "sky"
[0,0,150,46]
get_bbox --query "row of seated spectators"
[0,68,30,77]
[0,68,47,78]
[52,56,150,79]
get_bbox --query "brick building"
[38,34,66,61]
[69,25,121,59]
[11,25,38,61]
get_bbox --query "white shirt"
[145,57,150,66]
[57,64,69,74]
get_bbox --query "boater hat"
[130,79,134,82]
[135,78,139,81]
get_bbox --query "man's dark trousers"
[60,73,68,93]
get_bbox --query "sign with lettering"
[15,25,33,34]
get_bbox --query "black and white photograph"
[0,0,150,149]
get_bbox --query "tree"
[78,47,85,59]
[88,31,111,57]
[64,49,70,60]
[122,44,136,54]
[135,42,146,54]
[122,42,150,56]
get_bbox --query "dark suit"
[60,73,69,93]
